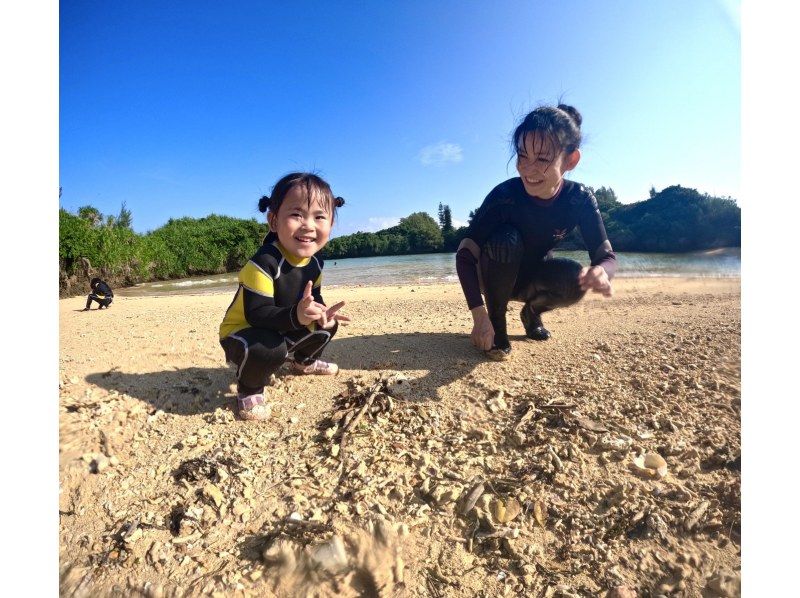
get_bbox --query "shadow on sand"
[85,332,496,417]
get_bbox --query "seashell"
[490,498,522,524]
[632,452,668,479]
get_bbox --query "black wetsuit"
[456,177,616,347]
[219,233,337,396]
[85,280,114,309]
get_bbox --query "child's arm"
[239,261,309,331]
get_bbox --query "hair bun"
[334,196,345,208]
[258,195,271,213]
[557,104,582,128]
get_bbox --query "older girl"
[456,105,616,360]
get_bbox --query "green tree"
[77,205,102,227]
[116,201,133,229]
[395,212,443,252]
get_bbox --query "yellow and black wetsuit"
[219,234,337,395]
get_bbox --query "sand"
[59,278,741,597]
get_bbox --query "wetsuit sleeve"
[240,261,305,331]
[577,191,617,279]
[456,246,483,309]
[311,270,325,305]
[455,187,511,310]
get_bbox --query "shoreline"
[111,274,741,299]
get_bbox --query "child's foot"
[520,306,551,341]
[292,359,339,375]
[236,393,272,421]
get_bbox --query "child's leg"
[285,323,339,374]
[85,294,98,310]
[220,328,287,418]
[514,258,586,339]
[479,224,524,351]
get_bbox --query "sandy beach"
[59,278,741,597]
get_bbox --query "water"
[117,248,740,297]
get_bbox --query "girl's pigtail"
[258,195,271,213]
[334,196,345,208]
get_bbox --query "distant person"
[219,173,350,421]
[83,278,114,310]
[456,104,616,360]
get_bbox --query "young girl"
[219,172,350,420]
[456,104,616,360]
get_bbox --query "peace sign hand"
[296,281,325,325]
[318,301,352,329]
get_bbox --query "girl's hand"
[318,301,352,329]
[297,281,326,325]
[578,266,613,297]
[470,306,495,351]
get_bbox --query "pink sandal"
[292,359,339,376]
[236,394,272,421]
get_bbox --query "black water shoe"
[521,305,551,341]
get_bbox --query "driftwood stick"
[337,382,383,481]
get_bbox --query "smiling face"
[268,184,333,259]
[516,133,580,200]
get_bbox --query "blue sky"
[59,0,740,235]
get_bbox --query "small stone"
[289,416,299,424]
[607,585,637,598]
[330,445,340,457]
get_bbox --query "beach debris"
[533,500,547,527]
[459,483,485,516]
[683,500,710,532]
[704,571,741,597]
[632,452,669,479]
[385,374,412,399]
[203,484,224,508]
[489,497,522,524]
[598,435,633,452]
[572,415,609,433]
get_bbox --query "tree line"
[59,184,740,296]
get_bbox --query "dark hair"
[90,277,101,286]
[512,104,582,157]
[257,172,345,221]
